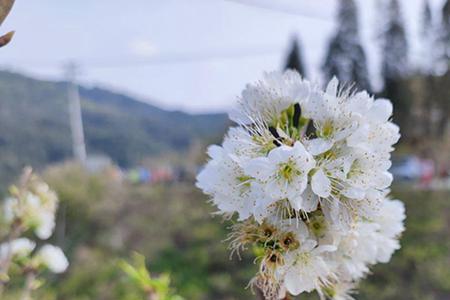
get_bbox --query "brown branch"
[0,30,14,47]
[0,0,15,47]
[0,0,14,26]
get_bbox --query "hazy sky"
[0,0,444,113]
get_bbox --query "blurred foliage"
[119,252,183,300]
[0,71,228,191]
[0,162,448,299]
[356,186,450,300]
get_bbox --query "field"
[3,163,448,300]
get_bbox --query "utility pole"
[65,62,87,164]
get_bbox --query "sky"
[0,0,445,113]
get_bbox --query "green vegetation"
[119,252,183,300]
[1,163,448,299]
[357,186,450,300]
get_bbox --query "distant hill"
[0,71,229,185]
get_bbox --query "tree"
[419,0,440,136]
[285,37,306,76]
[420,0,435,73]
[322,0,370,91]
[379,0,410,134]
[431,0,450,138]
[436,0,450,72]
[380,0,409,81]
[435,0,450,75]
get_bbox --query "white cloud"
[129,38,158,57]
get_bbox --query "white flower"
[0,238,36,262]
[310,154,351,200]
[344,151,393,198]
[222,127,261,162]
[374,233,401,264]
[376,199,406,238]
[196,145,274,222]
[302,78,369,155]
[24,193,57,240]
[34,210,56,240]
[319,280,356,300]
[3,191,58,240]
[230,70,310,125]
[331,222,379,280]
[276,238,336,295]
[243,142,315,210]
[36,244,69,273]
[347,99,400,154]
[196,71,405,299]
[373,199,406,263]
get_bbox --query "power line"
[0,46,283,70]
[222,0,333,22]
[83,47,282,69]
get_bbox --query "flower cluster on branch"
[0,168,68,298]
[197,71,405,299]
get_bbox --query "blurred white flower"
[319,280,356,300]
[37,245,69,274]
[373,199,406,263]
[0,238,36,262]
[3,188,58,240]
[331,222,380,280]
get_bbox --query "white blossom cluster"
[0,169,68,276]
[4,183,58,240]
[0,239,68,274]
[196,71,405,299]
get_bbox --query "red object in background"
[419,158,435,188]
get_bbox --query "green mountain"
[0,71,228,185]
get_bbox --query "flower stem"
[21,271,36,300]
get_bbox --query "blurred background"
[0,0,450,299]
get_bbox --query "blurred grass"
[2,163,450,299]
[357,187,450,300]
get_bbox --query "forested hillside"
[0,71,228,185]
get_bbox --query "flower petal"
[367,99,393,123]
[301,186,319,212]
[284,269,304,296]
[305,138,333,155]
[288,194,303,211]
[311,169,332,198]
[326,76,339,96]
[242,157,271,181]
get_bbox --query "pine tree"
[380,0,409,81]
[420,0,437,136]
[433,0,450,137]
[420,0,434,73]
[379,0,410,135]
[322,0,370,91]
[436,0,450,72]
[285,37,306,76]
[423,0,432,33]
